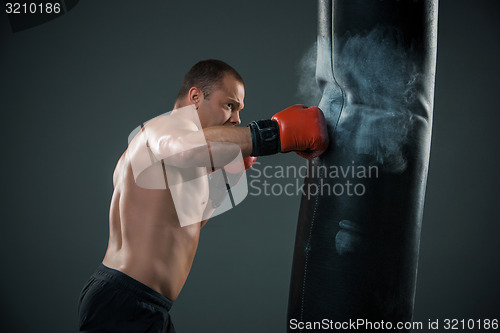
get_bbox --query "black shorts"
[78,264,176,333]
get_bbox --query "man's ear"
[188,87,203,109]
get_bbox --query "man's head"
[175,59,245,128]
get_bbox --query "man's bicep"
[145,115,211,168]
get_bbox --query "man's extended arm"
[147,104,329,169]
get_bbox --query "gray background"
[0,0,499,332]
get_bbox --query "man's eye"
[227,104,233,110]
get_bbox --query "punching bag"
[288,0,438,331]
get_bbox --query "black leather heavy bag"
[287,0,438,331]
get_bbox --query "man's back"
[102,147,204,301]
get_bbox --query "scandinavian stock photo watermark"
[247,161,379,199]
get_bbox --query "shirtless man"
[78,59,329,333]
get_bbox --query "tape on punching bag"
[287,0,438,331]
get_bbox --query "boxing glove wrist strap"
[247,119,281,156]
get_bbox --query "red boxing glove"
[243,156,257,170]
[271,105,329,158]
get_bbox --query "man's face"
[197,74,245,128]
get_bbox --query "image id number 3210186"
[442,319,498,330]
[5,2,61,14]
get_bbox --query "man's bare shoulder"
[115,104,207,189]
[146,105,201,134]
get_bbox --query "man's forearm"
[202,126,252,158]
[151,126,252,169]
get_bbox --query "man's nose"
[230,111,241,125]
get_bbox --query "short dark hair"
[176,59,244,101]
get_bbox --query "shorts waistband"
[93,263,173,311]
